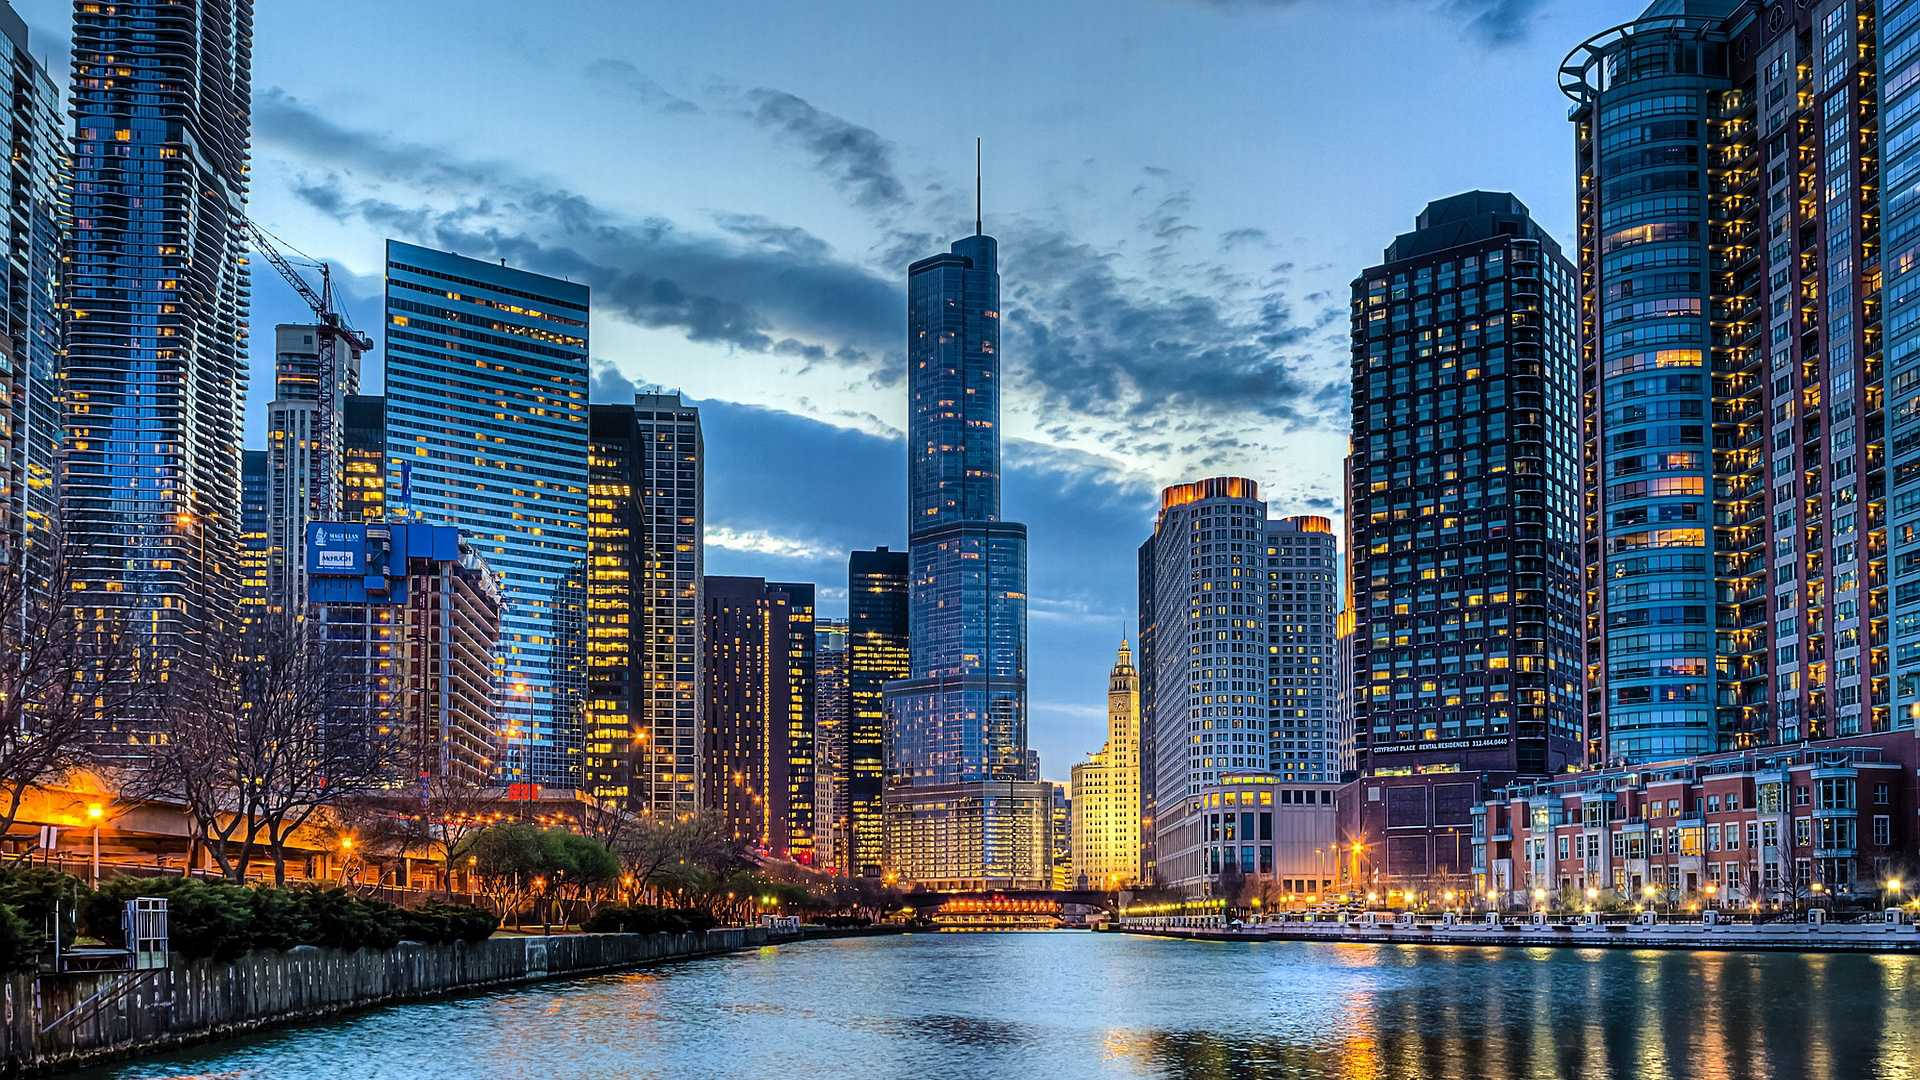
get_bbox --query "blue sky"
[15,0,1643,779]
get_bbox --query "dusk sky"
[16,0,1643,779]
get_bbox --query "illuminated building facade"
[1567,1,1892,760]
[586,404,645,809]
[341,395,386,524]
[632,392,703,814]
[383,241,589,788]
[883,226,1050,891]
[1070,638,1145,889]
[308,522,502,787]
[813,618,850,873]
[63,0,252,730]
[1881,0,1920,729]
[0,3,61,584]
[1473,733,1917,906]
[267,324,363,615]
[848,546,908,877]
[700,576,814,859]
[1266,516,1339,782]
[239,450,269,629]
[1144,476,1273,890]
[1348,192,1583,777]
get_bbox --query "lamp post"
[86,803,104,886]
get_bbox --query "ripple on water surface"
[79,932,1920,1080]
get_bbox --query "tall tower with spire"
[1070,639,1144,889]
[883,147,1051,891]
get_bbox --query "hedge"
[0,871,500,965]
[580,904,718,935]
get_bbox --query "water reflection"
[86,934,1920,1080]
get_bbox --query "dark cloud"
[259,92,899,377]
[743,89,908,210]
[999,222,1346,430]
[1174,0,1546,46]
[583,59,700,114]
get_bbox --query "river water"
[87,931,1920,1079]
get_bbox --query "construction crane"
[243,219,374,587]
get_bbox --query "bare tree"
[127,615,404,884]
[0,537,149,850]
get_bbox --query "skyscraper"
[383,241,589,788]
[813,618,850,873]
[1265,516,1338,782]
[632,392,703,814]
[63,0,253,718]
[341,395,386,524]
[1890,0,1920,732]
[586,403,646,809]
[883,220,1050,892]
[1144,477,1271,889]
[0,3,62,583]
[1070,639,1144,890]
[848,546,908,877]
[239,450,269,630]
[268,324,363,614]
[1566,2,1890,759]
[700,575,814,858]
[1347,192,1583,778]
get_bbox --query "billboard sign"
[307,522,367,576]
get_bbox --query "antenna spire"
[975,136,982,236]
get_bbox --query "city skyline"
[8,0,1650,779]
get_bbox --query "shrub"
[582,905,717,935]
[0,904,34,972]
[0,866,90,951]
[80,877,255,962]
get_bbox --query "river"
[83,931,1920,1079]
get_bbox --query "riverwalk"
[1114,911,1920,953]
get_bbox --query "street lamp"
[86,803,104,886]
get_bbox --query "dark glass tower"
[239,449,269,631]
[586,404,647,809]
[341,395,386,524]
[63,0,253,722]
[700,575,814,860]
[884,223,1049,891]
[848,546,908,877]
[1347,192,1583,779]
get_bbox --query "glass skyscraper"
[63,0,253,726]
[884,230,1050,891]
[1567,1,1893,758]
[268,323,362,615]
[0,3,62,585]
[384,240,589,788]
[848,546,908,877]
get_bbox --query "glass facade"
[341,395,386,524]
[813,618,850,874]
[586,404,646,809]
[631,392,703,814]
[1348,192,1583,777]
[0,4,62,584]
[885,229,1047,889]
[1885,0,1920,725]
[383,240,589,788]
[63,0,253,732]
[1568,1,1891,760]
[239,449,268,631]
[848,547,907,877]
[699,576,814,860]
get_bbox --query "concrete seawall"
[1113,919,1920,954]
[6,927,806,1074]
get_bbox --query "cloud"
[1173,0,1546,46]
[743,88,908,210]
[257,90,900,378]
[705,525,837,561]
[583,59,700,114]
